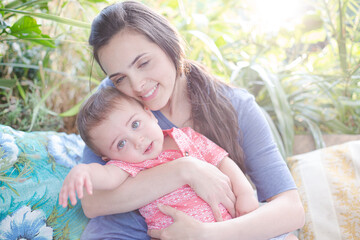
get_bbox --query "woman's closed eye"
[114,75,126,85]
[117,139,127,150]
[139,60,150,68]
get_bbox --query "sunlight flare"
[251,0,304,32]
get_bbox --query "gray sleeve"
[82,145,106,165]
[229,88,296,202]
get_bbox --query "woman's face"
[98,30,177,111]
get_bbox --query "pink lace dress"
[107,127,231,229]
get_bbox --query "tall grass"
[1,0,359,157]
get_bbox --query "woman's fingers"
[208,203,223,222]
[148,228,161,239]
[147,205,178,239]
[158,204,184,220]
[148,205,201,240]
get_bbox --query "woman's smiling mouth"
[142,83,159,100]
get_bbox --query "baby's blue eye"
[132,121,140,129]
[117,140,127,150]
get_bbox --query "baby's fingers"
[59,186,70,208]
[67,183,78,206]
[84,177,93,196]
[75,177,85,199]
[59,189,67,207]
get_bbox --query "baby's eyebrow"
[126,113,137,127]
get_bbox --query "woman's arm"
[218,157,259,217]
[81,157,236,219]
[148,189,305,240]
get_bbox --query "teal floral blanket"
[0,125,88,239]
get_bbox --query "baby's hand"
[59,164,93,208]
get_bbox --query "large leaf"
[250,64,295,156]
[187,30,224,62]
[0,8,90,28]
[0,78,16,89]
[59,91,94,117]
[9,15,55,47]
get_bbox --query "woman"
[80,1,305,239]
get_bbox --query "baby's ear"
[101,156,110,162]
[144,106,150,112]
[144,106,157,120]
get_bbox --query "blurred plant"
[151,0,360,157]
[0,0,359,158]
[0,0,105,132]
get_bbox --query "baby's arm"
[218,157,259,217]
[59,163,129,208]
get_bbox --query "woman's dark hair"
[89,1,245,170]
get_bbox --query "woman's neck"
[160,74,193,128]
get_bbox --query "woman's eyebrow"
[128,53,146,68]
[108,53,147,79]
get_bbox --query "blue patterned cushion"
[0,125,88,239]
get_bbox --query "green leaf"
[0,78,16,88]
[0,19,8,29]
[250,64,294,156]
[0,8,90,28]
[187,30,224,62]
[16,82,26,101]
[9,16,55,47]
[80,0,108,3]
[296,115,325,149]
[10,16,41,35]
[59,92,94,117]
[29,82,61,131]
[58,101,83,117]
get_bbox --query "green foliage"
[0,0,103,132]
[0,0,359,157]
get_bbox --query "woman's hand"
[182,157,236,220]
[148,205,209,240]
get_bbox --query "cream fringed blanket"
[288,140,360,240]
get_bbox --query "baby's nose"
[135,136,145,149]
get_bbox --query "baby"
[59,87,258,230]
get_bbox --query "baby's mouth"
[144,142,153,154]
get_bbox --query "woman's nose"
[130,75,146,92]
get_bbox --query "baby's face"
[90,99,164,163]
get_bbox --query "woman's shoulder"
[221,84,256,111]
